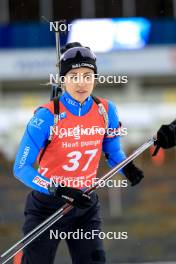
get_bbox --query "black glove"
[155,120,176,149]
[48,185,93,209]
[123,161,144,186]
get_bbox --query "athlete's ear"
[93,73,98,88]
[93,77,97,89]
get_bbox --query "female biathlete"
[13,42,144,264]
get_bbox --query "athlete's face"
[63,68,95,104]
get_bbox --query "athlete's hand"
[123,161,144,186]
[48,185,93,209]
[155,120,176,149]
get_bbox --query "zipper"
[79,102,83,116]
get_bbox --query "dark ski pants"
[21,190,106,264]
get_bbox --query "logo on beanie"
[72,63,95,69]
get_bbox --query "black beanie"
[60,42,97,77]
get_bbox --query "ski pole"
[0,137,155,264]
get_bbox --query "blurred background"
[0,0,176,263]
